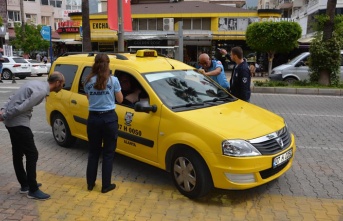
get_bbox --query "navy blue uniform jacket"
[229,60,251,101]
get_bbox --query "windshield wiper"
[171,102,204,109]
[203,97,234,103]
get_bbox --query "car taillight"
[13,64,21,67]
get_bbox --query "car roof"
[55,51,193,74]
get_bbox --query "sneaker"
[87,183,95,191]
[101,184,116,193]
[20,183,42,194]
[27,189,50,200]
[0,80,3,83]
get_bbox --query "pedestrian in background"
[228,46,251,102]
[0,71,65,200]
[197,53,230,91]
[0,47,4,83]
[36,53,41,62]
[84,53,123,193]
[249,62,256,77]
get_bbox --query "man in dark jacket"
[227,47,251,102]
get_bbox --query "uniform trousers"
[6,126,39,192]
[86,111,118,189]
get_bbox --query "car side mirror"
[296,61,305,67]
[134,102,157,113]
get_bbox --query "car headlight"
[272,70,281,75]
[222,140,261,157]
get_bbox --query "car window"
[146,70,232,110]
[13,58,28,63]
[79,67,92,94]
[2,58,10,63]
[116,70,149,108]
[54,64,78,91]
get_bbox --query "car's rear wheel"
[19,76,26,79]
[171,148,213,199]
[52,113,76,147]
[2,70,12,80]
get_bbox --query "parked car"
[25,59,48,76]
[1,56,31,80]
[269,51,343,83]
[46,50,296,199]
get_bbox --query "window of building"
[175,18,211,30]
[265,2,269,9]
[24,0,35,1]
[132,19,164,31]
[42,16,50,25]
[66,0,81,10]
[26,14,37,24]
[50,0,62,7]
[8,11,21,22]
[41,0,49,5]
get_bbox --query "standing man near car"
[197,53,230,91]
[0,72,65,200]
[0,47,4,83]
[225,47,251,102]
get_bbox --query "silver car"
[269,51,343,83]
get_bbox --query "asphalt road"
[0,76,343,221]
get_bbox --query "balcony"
[278,0,293,9]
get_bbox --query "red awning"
[52,31,60,39]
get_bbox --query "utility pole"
[117,0,124,52]
[177,21,183,62]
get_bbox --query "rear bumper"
[269,74,283,81]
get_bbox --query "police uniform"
[229,59,251,101]
[203,60,230,90]
[84,75,121,191]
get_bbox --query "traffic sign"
[40,26,51,41]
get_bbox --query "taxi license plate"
[273,149,292,168]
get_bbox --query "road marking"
[0,91,12,93]
[0,86,21,89]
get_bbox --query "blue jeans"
[86,111,118,188]
[6,126,39,192]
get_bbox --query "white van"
[269,51,343,83]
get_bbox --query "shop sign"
[129,40,167,46]
[92,23,109,29]
[58,20,81,28]
[57,27,80,33]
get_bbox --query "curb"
[252,87,343,96]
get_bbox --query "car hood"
[177,100,284,140]
[272,64,292,72]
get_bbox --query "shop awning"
[92,30,118,41]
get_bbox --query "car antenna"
[164,56,174,70]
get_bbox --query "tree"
[308,0,339,86]
[245,21,302,74]
[82,0,92,52]
[0,16,3,27]
[11,23,50,55]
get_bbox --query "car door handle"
[71,100,77,104]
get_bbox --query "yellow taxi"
[46,50,296,199]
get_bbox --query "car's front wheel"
[52,113,76,147]
[171,149,213,199]
[2,70,12,80]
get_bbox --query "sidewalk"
[225,71,343,96]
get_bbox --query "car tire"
[171,148,213,199]
[2,70,12,80]
[19,76,26,79]
[284,77,297,84]
[52,113,76,147]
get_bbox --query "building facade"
[58,1,280,66]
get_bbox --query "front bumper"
[269,73,283,81]
[210,133,296,190]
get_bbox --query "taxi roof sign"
[136,50,157,57]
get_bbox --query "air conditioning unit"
[163,18,174,31]
[7,21,14,28]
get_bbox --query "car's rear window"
[13,58,28,63]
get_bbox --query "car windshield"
[287,53,308,65]
[145,70,235,110]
